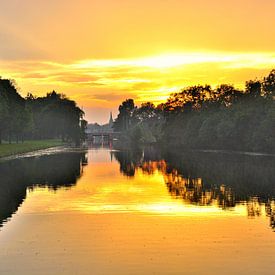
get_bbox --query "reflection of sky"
[1,149,274,274]
[18,149,267,219]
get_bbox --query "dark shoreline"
[113,140,275,158]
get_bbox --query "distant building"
[86,112,114,134]
[109,112,114,125]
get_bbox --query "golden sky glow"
[0,0,275,123]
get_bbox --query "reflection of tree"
[114,150,143,177]
[164,171,235,209]
[114,149,236,208]
[247,197,261,217]
[113,145,163,177]
[163,151,275,202]
[265,200,275,231]
[114,146,275,230]
[140,160,166,175]
[0,152,87,227]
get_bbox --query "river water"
[0,146,274,274]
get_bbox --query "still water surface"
[0,147,274,274]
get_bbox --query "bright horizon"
[1,0,275,123]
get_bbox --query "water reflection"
[0,145,274,232]
[113,146,275,230]
[265,200,275,230]
[0,151,87,227]
[0,146,274,274]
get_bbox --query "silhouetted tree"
[262,69,275,98]
[114,99,136,131]
[0,79,29,143]
[0,79,87,144]
[115,70,275,153]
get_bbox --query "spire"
[109,111,113,125]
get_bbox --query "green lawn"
[0,140,65,158]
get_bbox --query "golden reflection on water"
[0,148,274,275]
[18,150,270,220]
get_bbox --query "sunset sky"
[0,0,275,123]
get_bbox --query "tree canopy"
[0,79,86,145]
[114,70,275,153]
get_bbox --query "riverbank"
[0,140,65,158]
[112,141,275,159]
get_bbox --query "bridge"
[86,131,121,144]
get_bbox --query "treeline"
[0,151,87,225]
[114,70,275,153]
[0,78,87,144]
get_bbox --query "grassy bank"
[0,140,65,158]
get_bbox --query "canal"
[0,147,274,274]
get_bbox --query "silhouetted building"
[86,112,114,134]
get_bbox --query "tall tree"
[0,79,27,143]
[114,99,136,131]
[262,69,275,98]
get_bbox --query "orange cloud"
[1,0,275,123]
[0,52,274,123]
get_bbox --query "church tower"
[109,112,114,125]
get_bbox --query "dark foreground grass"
[0,140,64,158]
